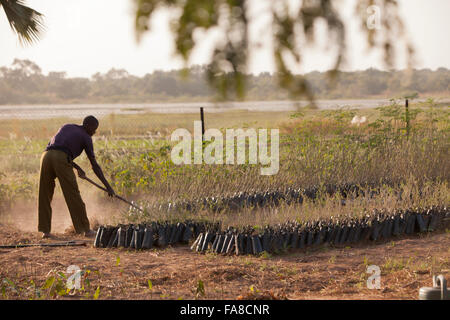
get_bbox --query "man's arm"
[84,136,115,197]
[72,162,86,179]
[89,157,115,197]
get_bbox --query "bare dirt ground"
[0,222,448,300]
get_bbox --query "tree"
[133,0,414,101]
[0,0,44,44]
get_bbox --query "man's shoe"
[42,232,52,239]
[84,229,97,238]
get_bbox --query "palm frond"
[0,0,45,45]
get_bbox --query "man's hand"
[76,168,86,179]
[106,185,116,198]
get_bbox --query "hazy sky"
[1,0,449,78]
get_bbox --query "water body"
[0,99,402,120]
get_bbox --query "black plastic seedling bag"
[316,227,329,246]
[351,224,363,243]
[168,224,178,245]
[211,233,219,252]
[125,226,134,248]
[94,226,104,248]
[157,225,169,247]
[214,233,225,254]
[134,227,144,250]
[370,220,381,241]
[107,228,118,248]
[326,226,337,244]
[266,234,276,252]
[173,223,185,244]
[191,233,203,251]
[313,228,322,246]
[306,229,314,246]
[100,227,114,248]
[246,235,253,254]
[416,214,427,233]
[359,224,372,242]
[427,211,442,232]
[338,225,349,245]
[142,227,154,249]
[224,234,235,254]
[422,214,431,231]
[386,217,394,238]
[129,227,136,249]
[324,226,335,243]
[98,227,107,248]
[235,234,245,255]
[378,219,388,239]
[345,225,356,244]
[276,234,284,251]
[165,223,172,243]
[214,234,224,254]
[201,232,214,252]
[195,232,205,252]
[331,226,342,245]
[298,231,306,249]
[181,224,193,243]
[262,232,271,252]
[117,227,126,247]
[219,234,229,254]
[192,223,200,239]
[242,234,250,255]
[392,215,400,236]
[111,231,119,247]
[132,228,140,249]
[349,224,359,243]
[380,218,393,240]
[211,234,219,252]
[398,214,408,235]
[405,214,416,234]
[226,235,236,254]
[290,231,299,249]
[251,235,263,255]
[282,232,291,248]
[197,232,208,252]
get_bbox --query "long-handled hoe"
[79,175,145,213]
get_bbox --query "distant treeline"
[0,59,448,104]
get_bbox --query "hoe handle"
[80,176,145,213]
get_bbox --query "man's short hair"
[83,115,99,128]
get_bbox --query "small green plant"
[243,259,254,266]
[41,274,68,298]
[383,258,406,273]
[93,286,100,300]
[363,256,371,267]
[147,279,153,291]
[328,255,336,264]
[249,285,260,294]
[259,251,272,259]
[194,279,205,298]
[147,279,154,299]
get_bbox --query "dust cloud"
[0,191,125,234]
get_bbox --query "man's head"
[82,115,99,136]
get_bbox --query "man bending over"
[38,115,115,238]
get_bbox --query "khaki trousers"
[38,150,90,234]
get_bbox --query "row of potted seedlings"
[130,183,390,214]
[190,206,448,255]
[95,206,448,255]
[94,220,221,249]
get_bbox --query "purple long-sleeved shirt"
[45,124,95,161]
